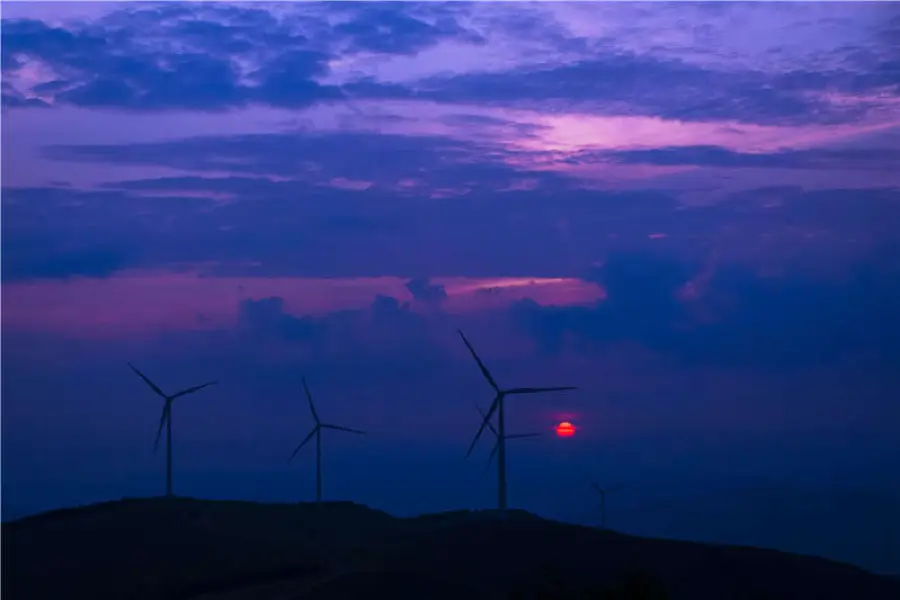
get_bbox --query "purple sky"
[2,1,900,574]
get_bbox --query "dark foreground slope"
[3,498,899,600]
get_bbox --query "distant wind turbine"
[475,404,540,473]
[587,478,625,529]
[459,329,576,514]
[287,377,365,503]
[128,363,217,498]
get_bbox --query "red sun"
[555,421,576,437]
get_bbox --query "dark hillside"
[3,498,899,600]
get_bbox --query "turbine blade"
[506,386,577,395]
[458,330,500,392]
[474,403,498,438]
[507,433,540,439]
[153,402,170,452]
[607,484,625,494]
[322,424,366,435]
[465,394,500,458]
[287,427,318,461]
[129,363,167,399]
[170,380,217,400]
[302,378,320,424]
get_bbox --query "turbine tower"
[459,329,577,514]
[475,404,540,473]
[128,363,217,498]
[287,377,365,503]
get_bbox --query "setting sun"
[555,421,576,438]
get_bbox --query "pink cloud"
[1,271,603,339]
[327,177,373,191]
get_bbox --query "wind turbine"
[588,478,625,529]
[475,404,540,473]
[459,329,577,514]
[287,377,365,503]
[128,363,217,498]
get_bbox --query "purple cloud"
[405,277,448,305]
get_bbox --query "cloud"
[1,187,149,282]
[41,130,557,191]
[0,178,674,281]
[409,55,884,126]
[4,3,896,127]
[1,81,49,108]
[405,277,448,305]
[0,9,338,111]
[509,251,696,357]
[437,113,551,140]
[3,182,898,284]
[510,245,900,370]
[0,3,483,111]
[238,296,322,343]
[597,146,900,172]
[332,3,484,55]
[1,245,133,282]
[234,292,437,363]
[246,49,345,108]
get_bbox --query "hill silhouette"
[3,497,899,600]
